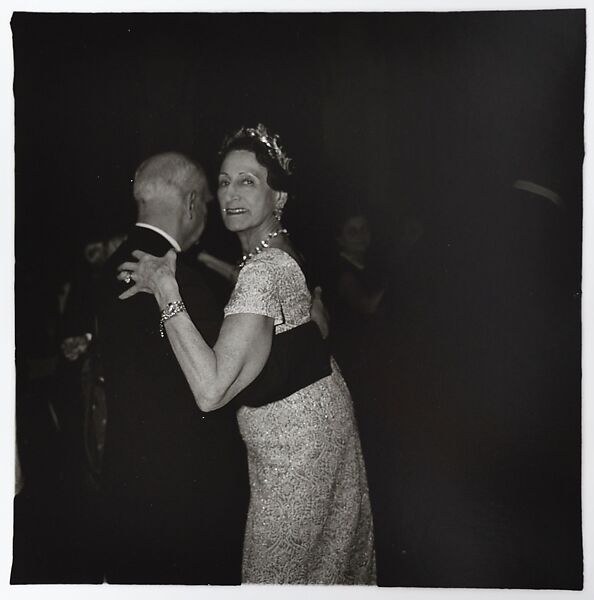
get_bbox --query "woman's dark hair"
[218,128,294,194]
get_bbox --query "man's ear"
[187,190,197,218]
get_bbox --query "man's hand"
[61,334,92,361]
[309,286,330,340]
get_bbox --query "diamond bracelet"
[159,300,187,338]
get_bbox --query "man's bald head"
[133,152,211,250]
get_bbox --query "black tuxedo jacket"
[97,226,329,584]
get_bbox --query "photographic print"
[10,7,585,591]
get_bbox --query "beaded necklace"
[238,227,288,269]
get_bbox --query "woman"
[117,124,375,584]
[331,212,386,316]
[323,212,388,394]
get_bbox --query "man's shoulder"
[176,259,226,311]
[103,240,131,273]
[99,239,134,294]
[100,228,172,289]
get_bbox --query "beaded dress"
[224,248,376,584]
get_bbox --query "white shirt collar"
[135,223,182,252]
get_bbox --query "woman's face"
[337,215,371,254]
[217,150,278,234]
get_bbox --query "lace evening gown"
[224,248,376,584]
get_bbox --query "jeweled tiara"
[221,123,293,175]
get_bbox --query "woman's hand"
[117,248,178,300]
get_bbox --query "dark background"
[12,10,584,588]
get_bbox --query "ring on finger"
[123,270,133,284]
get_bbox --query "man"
[97,152,330,584]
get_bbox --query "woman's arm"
[119,250,274,412]
[162,290,274,412]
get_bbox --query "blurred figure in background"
[12,232,126,584]
[323,211,388,402]
[320,207,425,585]
[57,232,126,489]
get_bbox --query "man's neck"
[135,222,182,252]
